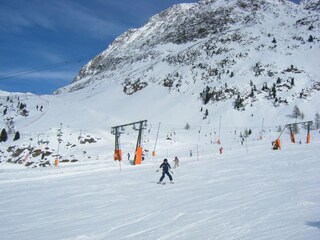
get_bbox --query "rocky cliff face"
[56,0,320,111]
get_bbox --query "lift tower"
[111,120,147,165]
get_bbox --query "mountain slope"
[1,0,320,168]
[301,0,320,12]
[56,0,320,113]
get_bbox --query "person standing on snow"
[173,156,179,168]
[157,159,173,184]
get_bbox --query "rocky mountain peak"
[56,0,320,113]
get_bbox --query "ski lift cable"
[0,56,92,81]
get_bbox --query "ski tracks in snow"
[0,141,319,240]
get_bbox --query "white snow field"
[1,132,319,240]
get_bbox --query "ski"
[157,182,175,185]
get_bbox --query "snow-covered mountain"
[0,0,319,167]
[56,0,320,112]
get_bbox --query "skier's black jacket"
[159,162,171,173]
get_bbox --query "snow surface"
[0,88,320,239]
[0,128,319,239]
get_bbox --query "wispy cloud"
[18,69,76,82]
[0,0,126,39]
[48,0,123,39]
[0,2,56,33]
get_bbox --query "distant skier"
[157,159,173,184]
[173,156,179,168]
[219,147,223,154]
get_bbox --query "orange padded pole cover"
[290,132,295,143]
[114,149,122,161]
[135,146,142,165]
[276,139,281,150]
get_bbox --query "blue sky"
[0,0,301,95]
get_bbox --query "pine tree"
[253,84,257,91]
[0,128,8,142]
[13,131,20,141]
[205,109,209,118]
[262,82,268,91]
[272,83,277,98]
[292,105,301,118]
[250,88,254,97]
[276,77,281,84]
[292,123,299,134]
[308,35,314,42]
[244,129,249,138]
[234,93,244,110]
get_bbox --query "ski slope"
[1,134,319,240]
[0,85,319,239]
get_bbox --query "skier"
[173,156,179,168]
[157,159,173,184]
[219,147,223,154]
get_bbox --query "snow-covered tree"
[292,105,302,119]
